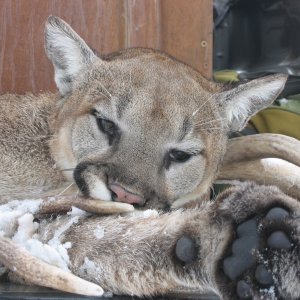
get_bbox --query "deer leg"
[43,183,299,299]
[1,183,299,299]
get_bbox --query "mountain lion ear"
[215,74,288,132]
[44,16,98,96]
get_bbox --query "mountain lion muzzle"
[73,161,146,206]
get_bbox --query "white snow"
[67,206,91,217]
[12,214,39,244]
[79,257,102,277]
[259,286,276,300]
[94,225,105,239]
[0,200,42,238]
[0,199,42,214]
[103,291,113,297]
[38,216,81,271]
[124,209,159,218]
[21,239,70,271]
[0,199,76,272]
[142,209,159,218]
[63,241,72,249]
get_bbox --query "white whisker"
[98,82,112,98]
[195,117,227,127]
[103,63,114,80]
[201,127,224,130]
[98,91,111,101]
[58,182,75,196]
[192,108,200,117]
[192,94,215,118]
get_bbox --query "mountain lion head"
[46,16,287,209]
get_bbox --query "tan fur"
[0,93,66,201]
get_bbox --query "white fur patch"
[89,178,112,201]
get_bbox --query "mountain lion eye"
[169,150,191,163]
[96,118,118,144]
[98,118,115,134]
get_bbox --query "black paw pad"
[175,235,197,263]
[267,231,292,249]
[237,219,257,237]
[255,264,274,286]
[223,255,255,280]
[265,207,289,221]
[236,280,252,299]
[223,218,258,280]
[232,236,258,255]
[222,206,294,299]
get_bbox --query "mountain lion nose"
[109,184,145,206]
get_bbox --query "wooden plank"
[124,0,213,78]
[0,0,126,94]
[125,0,161,49]
[0,0,212,94]
[160,0,213,79]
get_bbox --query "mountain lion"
[0,16,299,300]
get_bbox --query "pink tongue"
[109,184,144,205]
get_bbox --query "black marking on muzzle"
[73,161,110,197]
[73,162,92,196]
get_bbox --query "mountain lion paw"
[216,184,300,300]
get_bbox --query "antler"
[218,134,300,199]
[223,134,300,166]
[38,195,135,215]
[218,158,300,199]
[0,237,103,296]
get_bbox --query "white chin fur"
[89,178,112,201]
